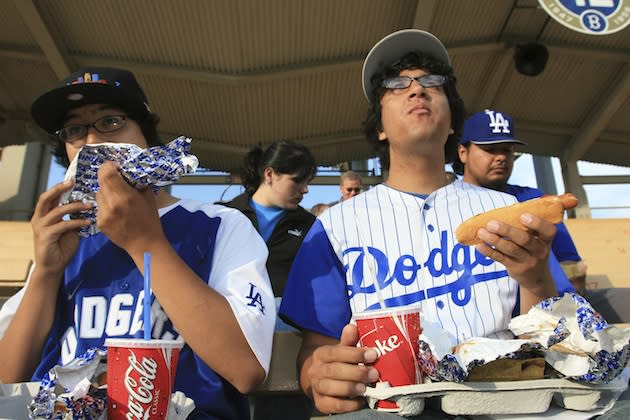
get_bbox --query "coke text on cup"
[354,305,422,412]
[105,338,183,420]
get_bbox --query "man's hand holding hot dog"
[456,194,579,313]
[476,212,558,313]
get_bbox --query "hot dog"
[455,193,579,246]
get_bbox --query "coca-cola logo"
[124,351,159,419]
[372,334,401,357]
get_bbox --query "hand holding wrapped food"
[60,136,198,236]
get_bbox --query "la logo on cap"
[484,109,511,134]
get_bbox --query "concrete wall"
[0,143,51,221]
[565,218,630,289]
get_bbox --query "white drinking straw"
[143,252,151,340]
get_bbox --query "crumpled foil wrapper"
[509,292,630,383]
[27,348,196,419]
[60,136,199,237]
[29,348,107,420]
[417,320,544,383]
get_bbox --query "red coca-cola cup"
[105,338,184,420]
[353,305,422,412]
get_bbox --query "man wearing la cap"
[0,67,276,419]
[455,109,630,324]
[279,30,561,417]
[454,109,576,296]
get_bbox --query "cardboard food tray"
[363,375,629,416]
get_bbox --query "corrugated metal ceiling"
[0,0,629,175]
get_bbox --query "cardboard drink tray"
[363,375,629,415]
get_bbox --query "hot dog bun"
[455,193,578,246]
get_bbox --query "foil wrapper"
[418,320,544,383]
[26,348,196,419]
[60,136,198,237]
[29,348,107,420]
[509,292,630,383]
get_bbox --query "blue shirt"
[31,200,275,420]
[250,199,285,241]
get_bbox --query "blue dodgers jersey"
[31,200,274,420]
[281,182,524,343]
[507,184,582,263]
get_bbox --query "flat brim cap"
[362,29,450,101]
[30,67,150,134]
[469,137,527,145]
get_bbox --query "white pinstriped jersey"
[280,181,520,344]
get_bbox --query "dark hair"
[362,52,465,169]
[452,142,469,175]
[51,111,162,168]
[241,141,317,194]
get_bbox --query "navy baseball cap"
[362,29,450,102]
[460,110,527,145]
[31,67,151,134]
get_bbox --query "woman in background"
[221,141,317,298]
[220,140,317,420]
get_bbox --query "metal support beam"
[175,174,383,187]
[560,159,591,219]
[412,0,438,31]
[532,155,557,195]
[11,0,72,78]
[581,175,630,185]
[472,49,513,111]
[564,65,630,162]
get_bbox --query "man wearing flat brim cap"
[0,66,276,419]
[280,29,561,417]
[31,67,151,135]
[29,67,161,168]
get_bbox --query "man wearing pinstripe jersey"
[279,29,560,417]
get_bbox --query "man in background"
[454,109,629,323]
[338,170,363,201]
[453,109,583,294]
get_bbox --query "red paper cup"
[353,305,422,412]
[105,338,184,420]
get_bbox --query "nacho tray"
[363,375,628,416]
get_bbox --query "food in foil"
[26,347,196,419]
[418,321,545,383]
[416,292,630,384]
[29,348,107,420]
[60,136,198,237]
[509,292,630,383]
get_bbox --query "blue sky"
[47,154,630,219]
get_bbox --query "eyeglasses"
[345,188,361,193]
[382,74,447,90]
[56,115,127,145]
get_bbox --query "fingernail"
[367,368,379,382]
[364,348,378,363]
[355,382,366,394]
[477,228,489,241]
[487,221,499,231]
[521,213,533,224]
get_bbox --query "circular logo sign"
[539,0,630,35]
